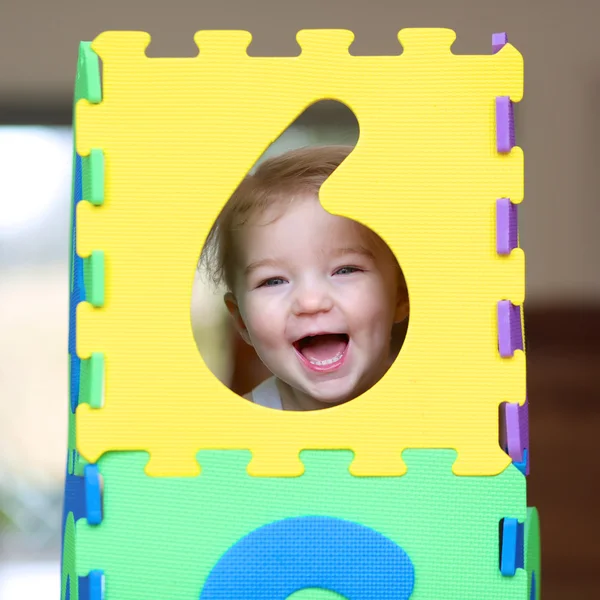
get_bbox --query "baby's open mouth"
[293,333,349,367]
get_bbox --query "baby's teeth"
[309,352,343,366]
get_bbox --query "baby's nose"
[292,282,334,315]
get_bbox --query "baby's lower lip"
[293,343,349,373]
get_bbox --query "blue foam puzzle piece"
[84,465,102,525]
[63,472,87,529]
[62,463,101,532]
[70,153,86,412]
[501,518,525,576]
[200,516,415,599]
[79,570,104,600]
[513,448,528,475]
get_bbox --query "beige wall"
[2,0,599,303]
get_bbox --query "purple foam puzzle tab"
[492,32,509,54]
[496,97,516,153]
[496,198,519,255]
[520,398,530,475]
[504,399,529,468]
[497,300,524,357]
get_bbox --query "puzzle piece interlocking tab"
[74,28,524,478]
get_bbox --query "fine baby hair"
[200,144,407,297]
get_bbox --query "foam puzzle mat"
[61,28,540,599]
[74,450,527,599]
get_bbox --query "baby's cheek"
[246,309,282,350]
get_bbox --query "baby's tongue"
[299,334,347,362]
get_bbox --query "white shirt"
[248,376,283,410]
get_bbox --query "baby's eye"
[334,266,362,276]
[259,277,286,287]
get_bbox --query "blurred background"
[1,0,599,598]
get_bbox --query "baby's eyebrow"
[244,258,279,276]
[244,246,375,277]
[329,245,376,260]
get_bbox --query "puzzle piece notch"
[397,28,456,55]
[194,30,253,57]
[84,464,103,525]
[503,399,530,473]
[67,447,89,477]
[63,466,102,527]
[79,353,104,409]
[141,447,515,480]
[500,517,525,576]
[512,449,528,475]
[75,201,105,259]
[86,252,105,307]
[68,262,84,354]
[79,449,522,482]
[79,570,104,600]
[496,197,519,255]
[199,516,415,599]
[76,394,516,478]
[296,29,355,56]
[88,27,519,64]
[492,32,509,54]
[76,42,102,105]
[73,453,90,477]
[496,96,516,152]
[497,300,524,357]
[82,149,105,204]
[92,30,153,60]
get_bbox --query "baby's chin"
[300,380,362,407]
[274,375,356,409]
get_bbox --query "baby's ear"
[224,292,252,345]
[394,293,410,324]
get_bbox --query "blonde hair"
[200,145,354,291]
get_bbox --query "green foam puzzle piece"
[82,149,105,206]
[72,351,102,476]
[76,450,527,599]
[67,358,75,475]
[525,507,541,600]
[69,41,102,294]
[62,512,79,600]
[68,349,99,477]
[67,41,102,475]
[87,252,105,307]
[75,42,102,105]
[79,352,104,409]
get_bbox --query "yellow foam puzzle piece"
[76,28,524,477]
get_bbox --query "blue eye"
[335,266,361,276]
[260,277,286,287]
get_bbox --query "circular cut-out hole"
[193,101,408,411]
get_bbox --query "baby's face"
[227,195,407,406]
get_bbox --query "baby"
[201,145,409,411]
